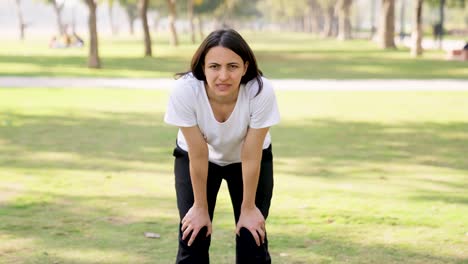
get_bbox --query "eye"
[228,64,239,70]
[209,65,219,69]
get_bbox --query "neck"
[206,85,240,105]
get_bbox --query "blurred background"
[2,0,467,57]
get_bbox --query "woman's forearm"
[189,159,209,208]
[241,161,261,208]
[240,128,269,208]
[241,147,262,209]
[188,145,209,208]
[180,126,210,209]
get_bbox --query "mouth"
[216,84,232,91]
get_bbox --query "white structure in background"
[0,0,128,37]
[0,0,199,38]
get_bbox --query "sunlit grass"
[0,88,467,263]
[1,31,467,79]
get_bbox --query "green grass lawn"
[1,31,467,79]
[0,88,467,263]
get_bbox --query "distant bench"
[446,49,468,61]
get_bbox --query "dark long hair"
[176,28,263,95]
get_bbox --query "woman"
[164,28,280,263]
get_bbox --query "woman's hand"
[236,206,265,246]
[181,205,212,246]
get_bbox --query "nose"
[219,68,229,80]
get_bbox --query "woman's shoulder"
[245,76,274,99]
[173,73,204,96]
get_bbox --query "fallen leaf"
[144,232,160,239]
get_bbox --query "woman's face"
[203,46,248,100]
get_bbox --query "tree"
[425,0,466,48]
[317,0,338,37]
[411,0,424,57]
[438,0,445,49]
[167,0,178,46]
[40,0,66,35]
[336,0,353,40]
[193,0,224,38]
[119,0,138,35]
[307,0,323,34]
[379,0,396,49]
[83,0,101,68]
[139,0,152,56]
[399,0,406,40]
[108,0,118,35]
[212,0,261,28]
[370,0,377,38]
[14,0,27,40]
[188,0,196,43]
[261,0,319,32]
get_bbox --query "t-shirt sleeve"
[164,78,197,127]
[249,78,280,129]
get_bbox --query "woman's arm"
[180,126,211,246]
[237,127,269,246]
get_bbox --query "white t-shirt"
[164,74,280,166]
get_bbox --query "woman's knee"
[236,228,271,263]
[179,226,211,249]
[236,227,259,248]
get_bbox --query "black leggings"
[173,145,274,264]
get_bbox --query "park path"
[1,77,468,91]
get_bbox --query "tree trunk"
[438,0,445,49]
[370,0,377,39]
[379,0,396,49]
[129,19,135,35]
[411,0,423,57]
[167,0,178,46]
[51,0,65,35]
[139,0,152,57]
[85,0,101,68]
[197,15,204,40]
[126,6,136,35]
[399,0,406,40]
[309,0,321,34]
[309,0,324,35]
[108,0,117,35]
[303,2,312,33]
[297,16,305,32]
[322,6,334,38]
[337,0,353,40]
[188,0,196,43]
[14,0,26,40]
[332,15,339,37]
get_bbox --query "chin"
[215,90,233,97]
[214,85,234,94]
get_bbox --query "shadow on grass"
[257,51,468,79]
[0,111,176,172]
[1,112,467,175]
[1,111,467,263]
[273,118,468,172]
[1,112,466,199]
[269,229,466,264]
[0,191,179,263]
[272,118,468,207]
[0,54,188,78]
[1,189,464,264]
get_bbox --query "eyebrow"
[207,62,240,65]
